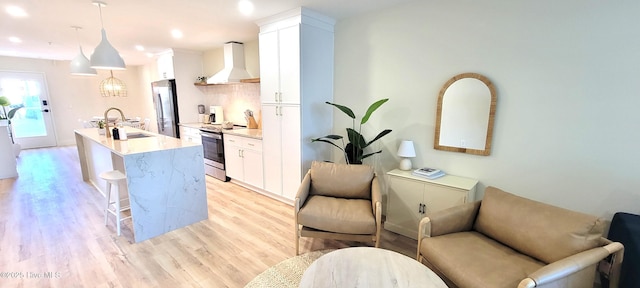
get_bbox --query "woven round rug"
[244,249,335,288]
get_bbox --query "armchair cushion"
[297,195,376,235]
[473,186,605,264]
[309,161,374,199]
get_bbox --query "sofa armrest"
[295,171,312,214]
[417,201,481,261]
[420,201,481,238]
[517,241,624,288]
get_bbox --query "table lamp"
[397,140,416,170]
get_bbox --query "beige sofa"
[417,186,624,288]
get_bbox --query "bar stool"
[100,170,131,236]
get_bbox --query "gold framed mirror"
[434,73,497,156]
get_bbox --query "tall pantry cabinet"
[257,8,335,201]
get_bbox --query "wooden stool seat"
[100,170,131,236]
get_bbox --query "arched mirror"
[434,73,496,156]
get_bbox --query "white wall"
[333,0,640,219]
[0,56,151,146]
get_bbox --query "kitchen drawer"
[225,135,262,152]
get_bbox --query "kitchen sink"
[126,132,153,139]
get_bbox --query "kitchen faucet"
[103,107,126,138]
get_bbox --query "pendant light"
[89,1,126,70]
[100,70,127,97]
[70,26,97,76]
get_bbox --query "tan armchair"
[294,161,382,255]
[417,186,624,288]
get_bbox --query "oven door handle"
[201,132,222,140]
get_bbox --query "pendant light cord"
[98,4,104,29]
[72,26,81,49]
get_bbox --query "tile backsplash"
[201,83,261,126]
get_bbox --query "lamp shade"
[70,46,97,76]
[90,29,126,70]
[397,140,416,157]
[100,71,127,97]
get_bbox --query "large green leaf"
[361,150,383,160]
[361,98,389,124]
[312,134,343,140]
[7,105,23,120]
[326,102,355,119]
[363,129,392,148]
[311,138,344,151]
[0,96,9,106]
[346,128,366,149]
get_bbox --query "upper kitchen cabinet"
[257,8,334,105]
[148,49,207,124]
[256,8,335,201]
[156,52,175,80]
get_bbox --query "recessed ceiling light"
[6,6,28,17]
[9,37,22,43]
[135,45,144,51]
[171,29,183,39]
[146,53,154,58]
[238,0,254,16]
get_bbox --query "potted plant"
[312,99,392,164]
[196,76,207,84]
[97,120,106,135]
[0,96,24,157]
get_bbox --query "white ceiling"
[0,0,413,66]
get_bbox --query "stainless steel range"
[200,124,228,182]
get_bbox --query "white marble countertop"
[180,122,262,140]
[74,127,201,156]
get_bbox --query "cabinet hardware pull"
[274,92,278,102]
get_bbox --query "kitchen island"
[74,127,207,242]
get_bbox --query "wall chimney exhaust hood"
[207,41,252,84]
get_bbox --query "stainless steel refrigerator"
[151,79,180,138]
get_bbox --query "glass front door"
[0,71,57,149]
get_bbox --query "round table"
[299,247,447,288]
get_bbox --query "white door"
[278,25,301,105]
[280,105,301,200]
[261,104,283,195]
[258,30,280,104]
[0,71,57,149]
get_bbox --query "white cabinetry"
[224,134,263,189]
[384,169,478,240]
[259,25,300,105]
[157,52,175,80]
[179,126,201,144]
[257,8,335,201]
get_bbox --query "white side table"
[300,247,447,287]
[385,169,478,239]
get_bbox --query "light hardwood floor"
[0,146,416,287]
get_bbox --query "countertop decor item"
[397,140,416,170]
[312,99,392,164]
[244,109,258,129]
